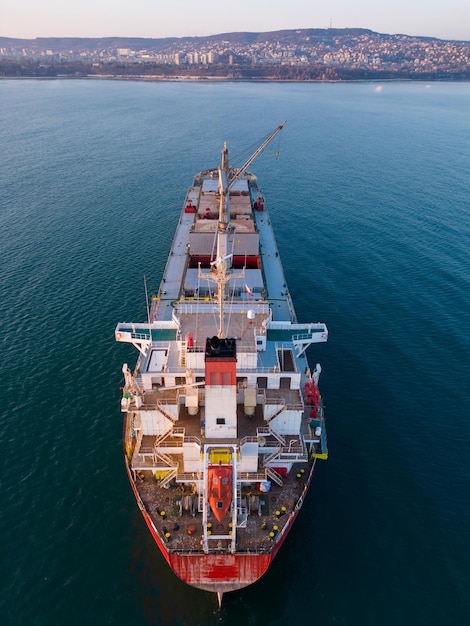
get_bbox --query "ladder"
[180,340,187,367]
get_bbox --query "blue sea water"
[0,79,469,626]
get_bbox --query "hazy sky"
[1,0,469,41]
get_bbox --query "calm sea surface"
[1,79,469,626]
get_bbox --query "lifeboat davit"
[207,465,232,521]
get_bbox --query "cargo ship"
[115,122,328,604]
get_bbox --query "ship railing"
[299,434,309,460]
[239,436,258,447]
[144,387,179,400]
[171,426,185,437]
[259,433,307,463]
[261,308,273,329]
[183,435,202,446]
[266,401,303,412]
[184,337,257,353]
[130,433,148,468]
[177,301,270,315]
[266,399,304,412]
[118,328,171,346]
[158,364,282,375]
[149,298,157,319]
[176,472,203,484]
[165,546,273,556]
[237,471,266,482]
[185,346,205,353]
[135,398,178,417]
[171,308,181,330]
[150,341,172,350]
[129,331,151,341]
[130,453,157,469]
[154,366,192,375]
[275,340,296,349]
[238,366,281,373]
[131,392,178,423]
[157,439,184,449]
[292,332,312,341]
[286,294,296,322]
[276,448,308,461]
[135,402,163,411]
[272,510,296,546]
[263,443,308,464]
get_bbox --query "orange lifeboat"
[207,465,232,521]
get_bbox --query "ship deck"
[134,457,314,555]
[136,388,306,444]
[253,209,295,322]
[154,210,196,322]
[151,177,297,326]
[128,390,321,556]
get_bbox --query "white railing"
[184,435,202,446]
[239,436,258,446]
[177,301,270,316]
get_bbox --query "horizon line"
[1,27,469,44]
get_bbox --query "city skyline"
[1,0,469,42]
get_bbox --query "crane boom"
[208,121,287,338]
[228,120,286,189]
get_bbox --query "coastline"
[2,74,470,83]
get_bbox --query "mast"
[214,141,232,338]
[201,122,287,338]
